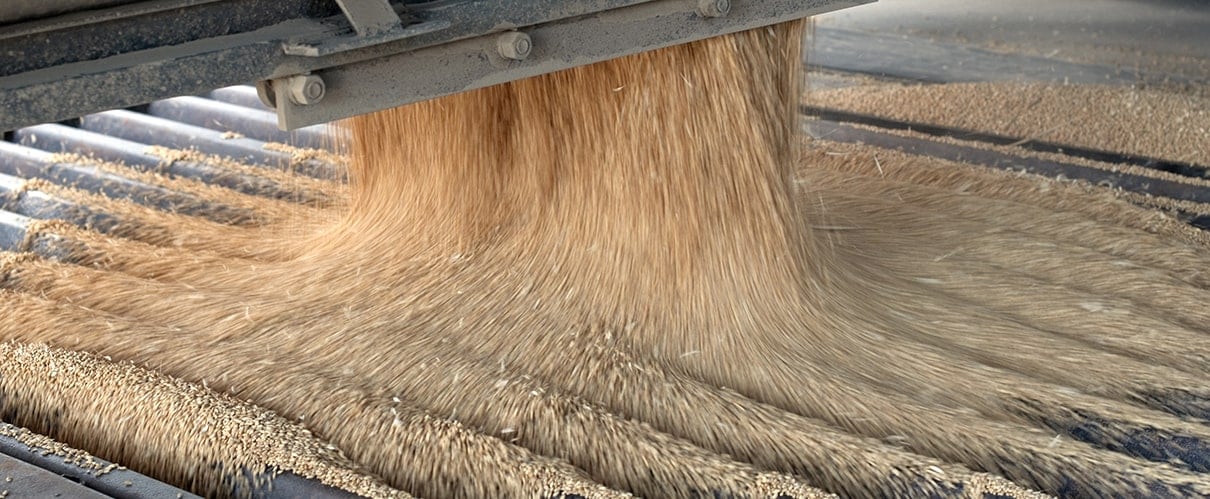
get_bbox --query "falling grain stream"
[0,20,1208,498]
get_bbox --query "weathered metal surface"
[273,0,869,129]
[0,140,258,224]
[209,86,275,110]
[148,96,335,150]
[0,421,361,499]
[72,111,340,178]
[334,0,403,36]
[16,124,333,202]
[0,421,198,498]
[0,0,139,25]
[0,451,112,498]
[80,110,294,167]
[0,0,330,73]
[0,0,870,131]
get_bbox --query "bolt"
[497,32,532,60]
[698,0,730,17]
[286,74,326,106]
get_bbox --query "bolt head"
[698,0,730,17]
[287,74,326,106]
[497,32,532,60]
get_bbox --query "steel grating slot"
[0,141,256,225]
[16,124,332,203]
[148,96,337,151]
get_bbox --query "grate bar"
[147,96,337,151]
[17,124,333,203]
[0,141,256,225]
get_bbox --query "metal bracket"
[335,0,402,36]
[272,0,871,129]
[282,17,451,57]
[282,0,454,58]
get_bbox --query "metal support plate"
[274,0,869,129]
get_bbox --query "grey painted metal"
[0,0,641,129]
[0,422,200,499]
[16,124,333,203]
[280,0,454,59]
[250,472,368,499]
[495,31,533,60]
[0,171,24,194]
[0,0,139,25]
[283,16,452,58]
[273,0,870,129]
[0,140,257,224]
[0,170,122,234]
[4,187,127,236]
[18,123,167,167]
[0,0,868,131]
[148,96,337,150]
[0,0,327,68]
[334,0,404,36]
[81,110,296,167]
[698,0,732,17]
[209,86,275,110]
[76,111,341,178]
[284,74,328,105]
[0,451,112,498]
[0,420,359,499]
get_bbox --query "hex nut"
[497,32,532,60]
[697,0,730,17]
[286,74,326,106]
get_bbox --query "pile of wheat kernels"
[2,20,1209,498]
